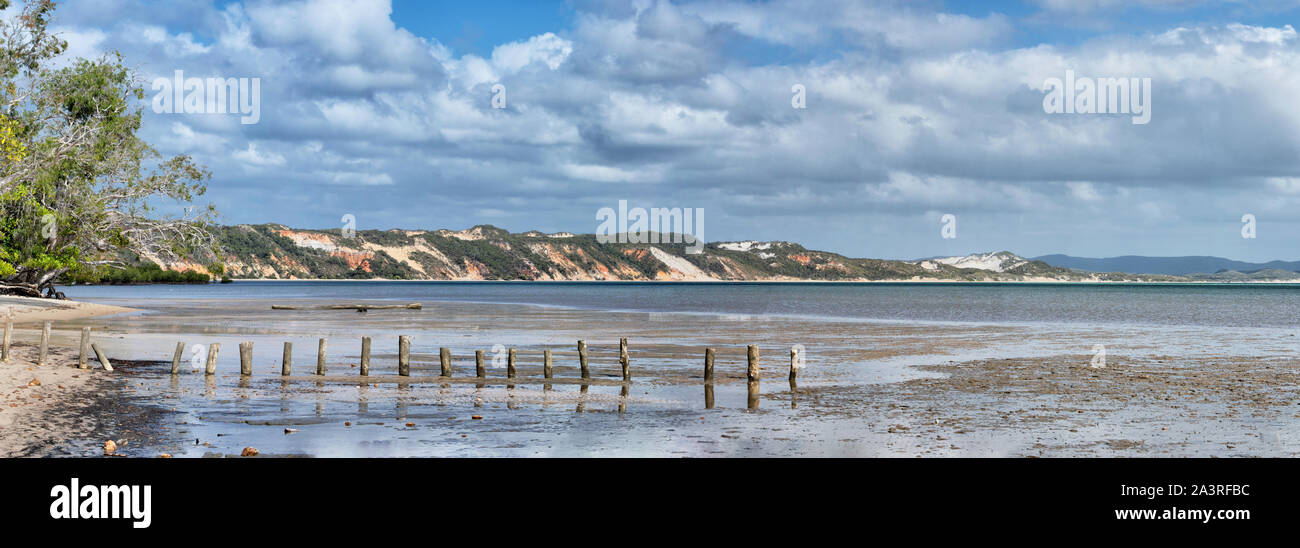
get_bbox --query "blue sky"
[29,0,1300,261]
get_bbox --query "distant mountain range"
[1033,255,1300,276]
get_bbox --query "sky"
[26,0,1300,261]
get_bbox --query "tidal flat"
[6,282,1299,457]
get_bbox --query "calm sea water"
[63,281,1300,328]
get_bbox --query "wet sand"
[0,295,135,323]
[11,292,1300,457]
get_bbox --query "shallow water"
[50,281,1300,457]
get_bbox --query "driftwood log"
[270,303,422,311]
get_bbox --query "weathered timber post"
[704,347,715,383]
[790,346,799,381]
[440,347,451,377]
[171,342,185,375]
[475,350,485,378]
[398,336,410,376]
[747,345,760,409]
[204,343,220,375]
[282,342,293,376]
[1,312,11,363]
[37,321,50,366]
[543,349,554,378]
[316,338,328,375]
[239,341,253,376]
[578,340,589,379]
[507,348,517,378]
[619,337,630,381]
[360,337,371,376]
[91,343,113,372]
[79,327,91,369]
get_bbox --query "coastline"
[224,277,1300,284]
[1,295,137,323]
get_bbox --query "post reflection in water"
[396,381,410,418]
[576,384,588,413]
[618,385,628,414]
[704,383,714,409]
[747,380,760,410]
[357,384,369,415]
[789,379,798,409]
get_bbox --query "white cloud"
[233,142,286,167]
[44,0,1300,260]
[491,33,573,72]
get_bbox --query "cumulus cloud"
[43,0,1300,260]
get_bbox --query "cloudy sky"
[32,0,1300,261]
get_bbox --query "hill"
[129,224,1177,282]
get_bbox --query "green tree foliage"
[0,0,217,296]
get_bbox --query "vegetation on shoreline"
[0,1,218,297]
[176,222,1195,283]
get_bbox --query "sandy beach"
[0,297,142,457]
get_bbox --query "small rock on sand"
[240,447,259,457]
[103,440,116,455]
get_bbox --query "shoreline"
[0,295,137,323]
[218,278,1300,285]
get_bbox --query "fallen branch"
[270,303,422,311]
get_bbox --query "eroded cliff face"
[151,224,1095,282]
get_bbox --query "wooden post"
[171,342,185,375]
[619,337,630,381]
[37,321,50,366]
[543,349,553,378]
[475,350,485,377]
[439,347,451,377]
[578,340,589,379]
[1,313,10,363]
[91,343,113,372]
[789,346,799,381]
[204,343,220,375]
[79,327,90,370]
[747,345,759,382]
[704,347,715,383]
[360,337,371,376]
[398,336,410,376]
[239,341,253,376]
[507,348,516,379]
[281,342,293,376]
[316,338,328,375]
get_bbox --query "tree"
[0,0,218,297]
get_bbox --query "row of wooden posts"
[0,318,113,371]
[0,318,802,384]
[173,336,802,383]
